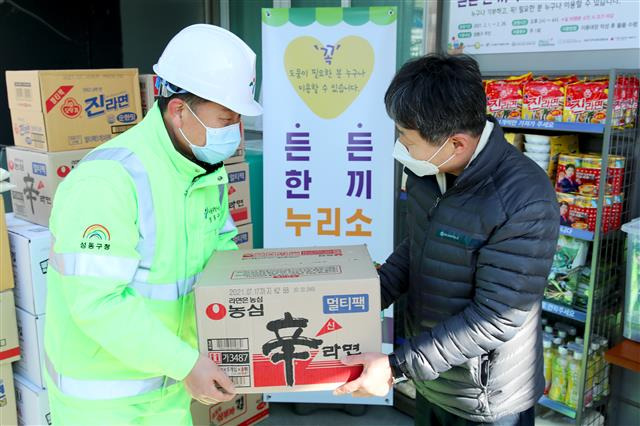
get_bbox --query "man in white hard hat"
[44,24,262,425]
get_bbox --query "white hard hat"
[153,24,262,116]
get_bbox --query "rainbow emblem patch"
[83,224,111,241]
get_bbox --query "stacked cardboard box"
[5,147,90,227]
[3,69,142,424]
[1,197,20,426]
[5,69,142,226]
[6,70,143,153]
[5,215,52,425]
[139,74,159,116]
[227,124,253,250]
[191,394,269,426]
[195,245,381,394]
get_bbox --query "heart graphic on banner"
[284,35,374,119]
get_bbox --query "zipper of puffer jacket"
[427,182,459,219]
[478,352,491,415]
[480,352,490,387]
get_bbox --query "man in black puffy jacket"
[334,55,558,426]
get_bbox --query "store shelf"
[605,339,640,373]
[538,396,577,419]
[542,299,587,323]
[498,119,605,134]
[559,225,594,241]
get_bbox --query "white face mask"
[392,138,455,176]
[178,103,241,165]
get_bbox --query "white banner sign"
[262,7,397,264]
[447,0,640,54]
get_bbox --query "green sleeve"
[217,190,239,252]
[50,170,199,380]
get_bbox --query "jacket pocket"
[478,352,491,388]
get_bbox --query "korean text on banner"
[262,7,397,264]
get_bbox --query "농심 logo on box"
[323,294,369,314]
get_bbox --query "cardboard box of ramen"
[191,394,269,426]
[226,162,251,226]
[0,290,21,365]
[14,374,51,426]
[195,245,381,394]
[223,120,245,166]
[224,139,245,166]
[0,363,18,426]
[138,74,159,117]
[232,223,253,250]
[6,146,90,226]
[0,198,14,292]
[6,69,142,152]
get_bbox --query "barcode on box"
[230,376,251,387]
[231,265,342,280]
[208,338,249,351]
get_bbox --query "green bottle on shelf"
[566,351,583,409]
[543,339,553,395]
[591,343,603,402]
[585,342,600,407]
[549,346,569,402]
[598,338,610,397]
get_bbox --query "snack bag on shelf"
[485,73,532,119]
[522,79,566,122]
[550,235,589,275]
[545,272,579,306]
[553,75,579,85]
[627,76,639,128]
[564,79,609,124]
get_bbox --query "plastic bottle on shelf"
[553,337,564,355]
[568,339,584,354]
[555,322,577,338]
[592,343,603,401]
[566,350,583,409]
[597,339,610,397]
[549,346,569,402]
[544,326,555,341]
[585,342,600,406]
[558,330,568,342]
[543,339,553,395]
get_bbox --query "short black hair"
[384,54,486,145]
[566,164,576,171]
[157,92,206,114]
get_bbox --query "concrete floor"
[261,403,413,426]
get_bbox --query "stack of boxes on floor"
[2,69,143,425]
[6,214,52,426]
[226,137,253,251]
[1,71,264,426]
[1,198,20,426]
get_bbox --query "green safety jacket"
[44,102,237,401]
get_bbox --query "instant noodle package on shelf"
[484,74,639,127]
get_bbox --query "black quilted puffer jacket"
[381,117,559,422]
